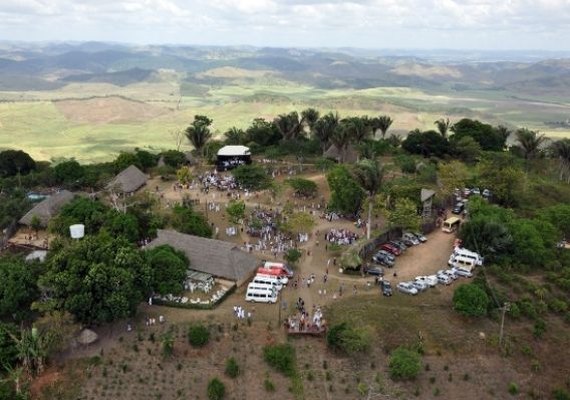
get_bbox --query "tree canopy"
[327,165,365,216]
[145,245,188,296]
[0,257,40,321]
[231,164,271,190]
[171,204,212,238]
[185,115,213,156]
[402,130,450,158]
[0,150,36,177]
[452,284,490,317]
[450,118,506,152]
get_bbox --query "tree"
[171,205,212,238]
[161,150,187,168]
[402,130,450,158]
[203,140,225,164]
[450,119,506,151]
[496,125,512,143]
[438,161,470,197]
[374,115,393,139]
[478,153,525,207]
[188,324,210,347]
[146,245,188,296]
[453,136,481,163]
[282,212,315,236]
[176,166,192,185]
[452,284,489,317]
[40,233,151,324]
[286,177,317,198]
[207,377,226,400]
[274,112,303,141]
[113,152,141,173]
[388,347,421,380]
[539,204,570,238]
[550,139,570,183]
[54,159,85,187]
[515,128,546,161]
[327,165,365,216]
[223,127,245,145]
[244,118,282,147]
[353,159,384,239]
[329,122,353,163]
[301,108,320,132]
[185,115,213,156]
[434,118,451,138]
[0,257,40,321]
[231,164,271,190]
[134,148,158,170]
[102,209,140,242]
[459,218,513,262]
[284,248,302,267]
[508,218,558,269]
[342,116,373,145]
[0,150,35,177]
[226,200,246,224]
[313,112,339,154]
[326,322,370,354]
[387,198,421,231]
[0,323,18,371]
[49,197,108,236]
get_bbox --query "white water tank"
[69,224,85,239]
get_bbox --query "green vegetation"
[286,177,318,198]
[231,164,271,190]
[188,324,210,347]
[326,322,370,354]
[327,165,364,216]
[207,377,225,400]
[388,347,422,380]
[224,357,240,378]
[263,343,296,377]
[452,284,490,317]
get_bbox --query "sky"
[1,0,570,50]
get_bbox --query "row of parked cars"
[245,262,294,303]
[367,232,427,272]
[397,247,484,295]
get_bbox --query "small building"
[421,188,436,218]
[324,144,358,164]
[19,190,74,228]
[146,229,258,287]
[216,145,251,171]
[107,165,147,194]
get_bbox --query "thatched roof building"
[324,144,358,164]
[146,230,258,286]
[19,190,74,227]
[107,165,147,194]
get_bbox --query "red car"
[380,243,401,256]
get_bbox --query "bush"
[225,357,240,378]
[207,377,225,400]
[452,284,490,317]
[287,178,318,198]
[263,379,276,392]
[188,324,210,347]
[263,343,296,377]
[553,388,570,400]
[231,164,271,190]
[508,382,519,395]
[326,322,370,354]
[533,319,546,339]
[388,347,422,380]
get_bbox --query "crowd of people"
[199,171,239,191]
[284,299,326,333]
[325,228,359,245]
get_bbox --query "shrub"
[263,344,296,377]
[508,382,519,395]
[326,322,371,354]
[553,388,570,400]
[388,347,422,380]
[533,319,546,339]
[188,324,210,347]
[263,379,276,392]
[452,284,490,317]
[225,357,240,378]
[207,378,225,400]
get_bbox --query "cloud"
[0,0,569,49]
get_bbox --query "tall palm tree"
[224,127,245,145]
[375,115,393,139]
[313,112,339,154]
[515,128,547,161]
[496,125,511,143]
[185,115,213,157]
[353,159,384,239]
[434,118,451,138]
[274,112,303,141]
[550,138,570,183]
[330,123,352,163]
[342,116,373,144]
[301,108,320,133]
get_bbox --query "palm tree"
[515,128,547,161]
[313,112,339,154]
[330,123,352,163]
[301,108,320,133]
[274,112,303,141]
[342,116,373,144]
[353,159,384,239]
[185,115,213,157]
[375,115,393,139]
[550,139,570,183]
[224,127,245,145]
[434,118,451,138]
[496,125,511,143]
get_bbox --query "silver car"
[452,267,473,278]
[411,280,429,292]
[436,273,452,285]
[397,282,418,295]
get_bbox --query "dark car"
[380,243,401,256]
[372,252,395,267]
[452,202,464,215]
[364,266,384,276]
[381,280,393,297]
[389,240,408,251]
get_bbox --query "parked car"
[451,267,473,278]
[381,280,393,297]
[482,189,491,198]
[437,269,458,280]
[389,240,408,252]
[376,250,396,262]
[397,282,418,295]
[471,188,481,196]
[452,202,464,215]
[364,266,384,276]
[437,273,452,285]
[372,252,395,267]
[413,232,427,243]
[412,280,429,292]
[380,243,401,256]
[401,237,415,247]
[402,232,420,245]
[415,275,438,287]
[463,187,471,197]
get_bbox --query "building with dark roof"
[19,190,74,227]
[107,165,147,194]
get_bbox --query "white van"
[256,272,289,285]
[451,255,476,271]
[245,285,278,303]
[252,275,283,291]
[451,247,484,266]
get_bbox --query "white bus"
[442,217,461,233]
[252,275,283,291]
[450,247,484,266]
[245,285,278,303]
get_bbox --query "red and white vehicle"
[260,261,294,278]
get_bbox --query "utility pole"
[499,302,510,352]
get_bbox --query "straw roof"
[107,165,147,194]
[324,144,358,164]
[421,188,436,202]
[147,229,258,284]
[19,190,74,227]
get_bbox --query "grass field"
[1,76,569,163]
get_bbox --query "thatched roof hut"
[324,144,358,164]
[107,165,147,194]
[146,229,258,287]
[19,190,74,227]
